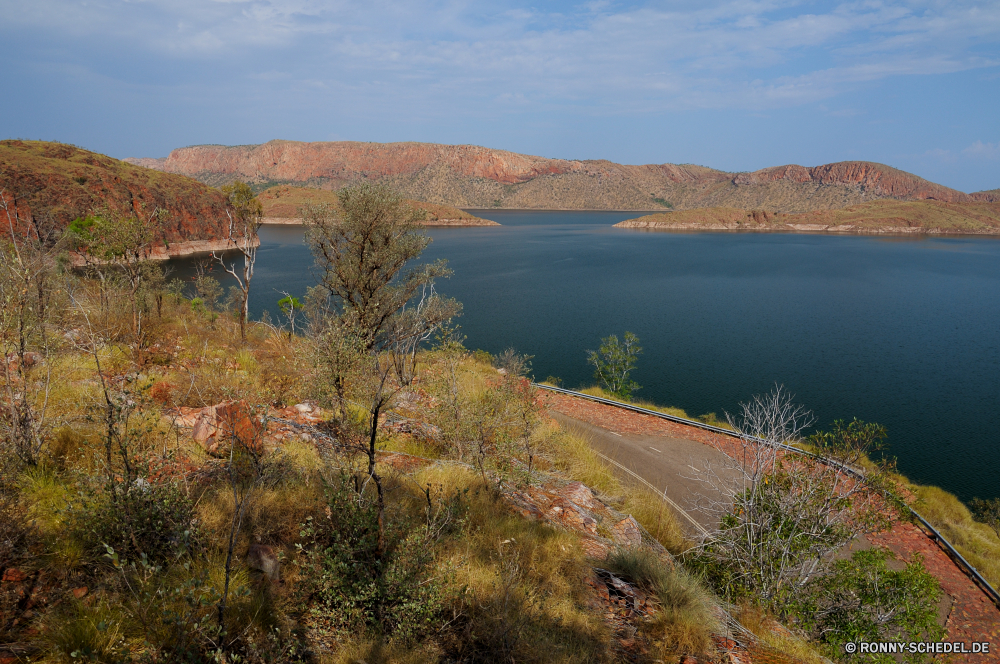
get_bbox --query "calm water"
[170,211,1000,502]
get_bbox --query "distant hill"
[970,189,1000,203]
[614,199,1000,235]
[257,185,498,226]
[0,140,230,243]
[125,140,988,213]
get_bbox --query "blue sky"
[2,0,999,192]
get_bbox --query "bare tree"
[688,386,892,604]
[0,190,57,466]
[388,282,461,386]
[215,401,270,640]
[212,182,262,342]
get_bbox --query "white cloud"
[962,140,1000,159]
[1,0,998,111]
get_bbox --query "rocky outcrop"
[0,140,230,244]
[615,199,1000,236]
[970,188,1000,202]
[126,139,985,213]
[735,161,967,202]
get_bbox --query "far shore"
[614,220,1000,236]
[261,216,500,227]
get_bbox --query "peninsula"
[614,199,1000,236]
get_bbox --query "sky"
[2,0,999,192]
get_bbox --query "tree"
[688,386,899,608]
[0,190,58,466]
[73,205,164,345]
[306,184,461,559]
[212,181,262,342]
[303,183,459,352]
[277,293,301,339]
[587,331,642,400]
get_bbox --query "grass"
[908,483,1000,588]
[733,604,829,664]
[576,385,735,430]
[604,547,717,657]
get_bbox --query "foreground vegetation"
[2,182,991,663]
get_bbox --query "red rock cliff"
[1,140,230,243]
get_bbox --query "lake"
[169,210,1000,502]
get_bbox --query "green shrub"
[79,479,197,564]
[297,475,451,643]
[788,548,943,663]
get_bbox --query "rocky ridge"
[126,139,991,213]
[1,140,230,243]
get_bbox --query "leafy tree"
[72,205,164,342]
[303,183,459,352]
[587,331,642,399]
[306,184,461,558]
[212,181,262,342]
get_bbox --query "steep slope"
[257,185,498,226]
[1,140,229,243]
[614,199,1000,235]
[126,140,980,213]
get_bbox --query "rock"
[2,568,27,583]
[0,140,231,248]
[247,544,280,583]
[72,586,88,599]
[611,515,643,548]
[561,482,599,511]
[293,403,313,414]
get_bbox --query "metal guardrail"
[535,383,1000,610]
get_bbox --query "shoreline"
[613,220,1000,236]
[261,216,500,227]
[67,238,261,267]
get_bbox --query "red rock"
[72,586,88,599]
[0,140,229,245]
[125,140,972,211]
[2,568,27,583]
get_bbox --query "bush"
[80,479,197,564]
[297,475,450,643]
[788,548,943,663]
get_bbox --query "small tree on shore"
[587,331,642,400]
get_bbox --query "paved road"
[549,411,738,537]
